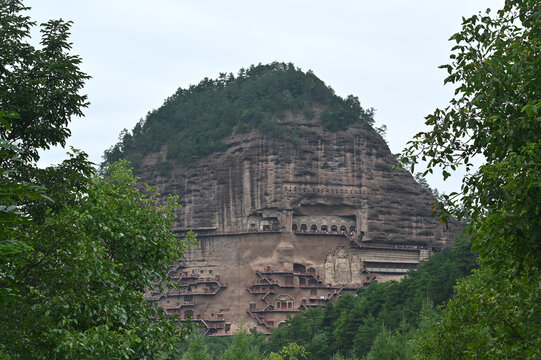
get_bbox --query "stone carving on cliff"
[334,248,350,283]
[351,255,362,284]
[324,253,335,284]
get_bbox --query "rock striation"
[140,107,461,335]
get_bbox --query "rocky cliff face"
[137,109,459,251]
[138,107,462,335]
[109,64,462,333]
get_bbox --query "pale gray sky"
[28,0,503,193]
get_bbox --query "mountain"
[103,62,460,335]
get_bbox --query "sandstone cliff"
[111,64,462,334]
[137,108,459,251]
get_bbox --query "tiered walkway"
[245,267,374,329]
[149,273,229,335]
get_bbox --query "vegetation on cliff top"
[102,62,375,168]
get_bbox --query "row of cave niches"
[292,223,357,234]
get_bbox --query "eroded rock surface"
[142,112,460,335]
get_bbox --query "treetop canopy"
[102,62,375,168]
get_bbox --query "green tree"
[221,327,260,360]
[1,160,196,358]
[0,113,43,305]
[408,298,441,355]
[362,324,412,360]
[0,0,89,162]
[173,331,233,360]
[399,1,541,358]
[0,1,196,357]
[1,0,90,312]
[182,330,213,360]
[330,355,359,360]
[267,343,308,360]
[1,0,90,301]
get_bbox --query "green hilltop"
[102,62,374,168]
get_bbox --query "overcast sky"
[28,0,503,193]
